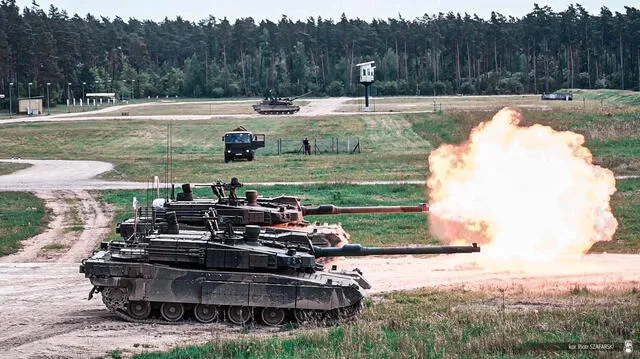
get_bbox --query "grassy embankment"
[0,192,48,255]
[0,90,639,182]
[0,113,432,182]
[0,162,31,175]
[125,287,639,359]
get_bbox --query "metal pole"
[364,84,369,108]
[67,82,71,112]
[28,82,32,115]
[82,82,86,110]
[46,83,50,115]
[131,79,135,101]
[8,82,13,117]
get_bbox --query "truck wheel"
[224,156,230,163]
[247,154,254,161]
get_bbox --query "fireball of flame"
[427,107,618,262]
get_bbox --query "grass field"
[127,286,639,359]
[91,101,256,116]
[341,90,640,113]
[1,105,640,181]
[0,192,48,255]
[98,180,640,252]
[0,114,432,182]
[0,162,31,175]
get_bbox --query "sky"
[15,0,631,23]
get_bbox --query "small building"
[18,98,43,115]
[356,61,375,84]
[87,92,117,105]
[355,61,376,111]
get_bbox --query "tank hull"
[82,251,367,324]
[252,103,300,115]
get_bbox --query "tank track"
[98,286,362,326]
[255,109,300,115]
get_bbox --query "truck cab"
[223,130,265,162]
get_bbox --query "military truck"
[223,126,265,163]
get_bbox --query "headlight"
[227,150,231,153]
[246,149,249,152]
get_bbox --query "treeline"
[1,0,639,102]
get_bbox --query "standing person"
[303,137,311,155]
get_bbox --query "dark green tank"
[252,91,311,115]
[117,179,428,247]
[81,214,479,326]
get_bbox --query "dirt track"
[0,253,639,358]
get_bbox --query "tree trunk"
[587,47,591,89]
[494,40,498,74]
[544,38,549,93]
[466,42,471,82]
[619,33,624,89]
[395,39,400,82]
[404,39,408,82]
[240,50,247,95]
[455,40,461,90]
[320,50,326,88]
[569,44,574,89]
[533,44,537,93]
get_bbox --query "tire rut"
[0,190,114,264]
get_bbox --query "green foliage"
[327,81,345,96]
[1,3,640,104]
[0,162,31,175]
[0,192,48,256]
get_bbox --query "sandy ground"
[0,254,638,358]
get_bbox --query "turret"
[95,223,480,274]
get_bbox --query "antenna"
[170,119,174,199]
[165,122,170,200]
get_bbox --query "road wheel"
[128,301,151,320]
[261,307,286,326]
[160,302,184,322]
[194,304,218,323]
[227,306,251,325]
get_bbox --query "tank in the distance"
[117,178,429,248]
[81,214,480,326]
[252,91,311,115]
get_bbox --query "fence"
[260,137,361,156]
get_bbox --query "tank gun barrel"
[302,204,428,216]
[313,243,479,257]
[292,91,313,100]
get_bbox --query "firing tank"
[117,179,428,247]
[252,91,312,115]
[81,215,480,326]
